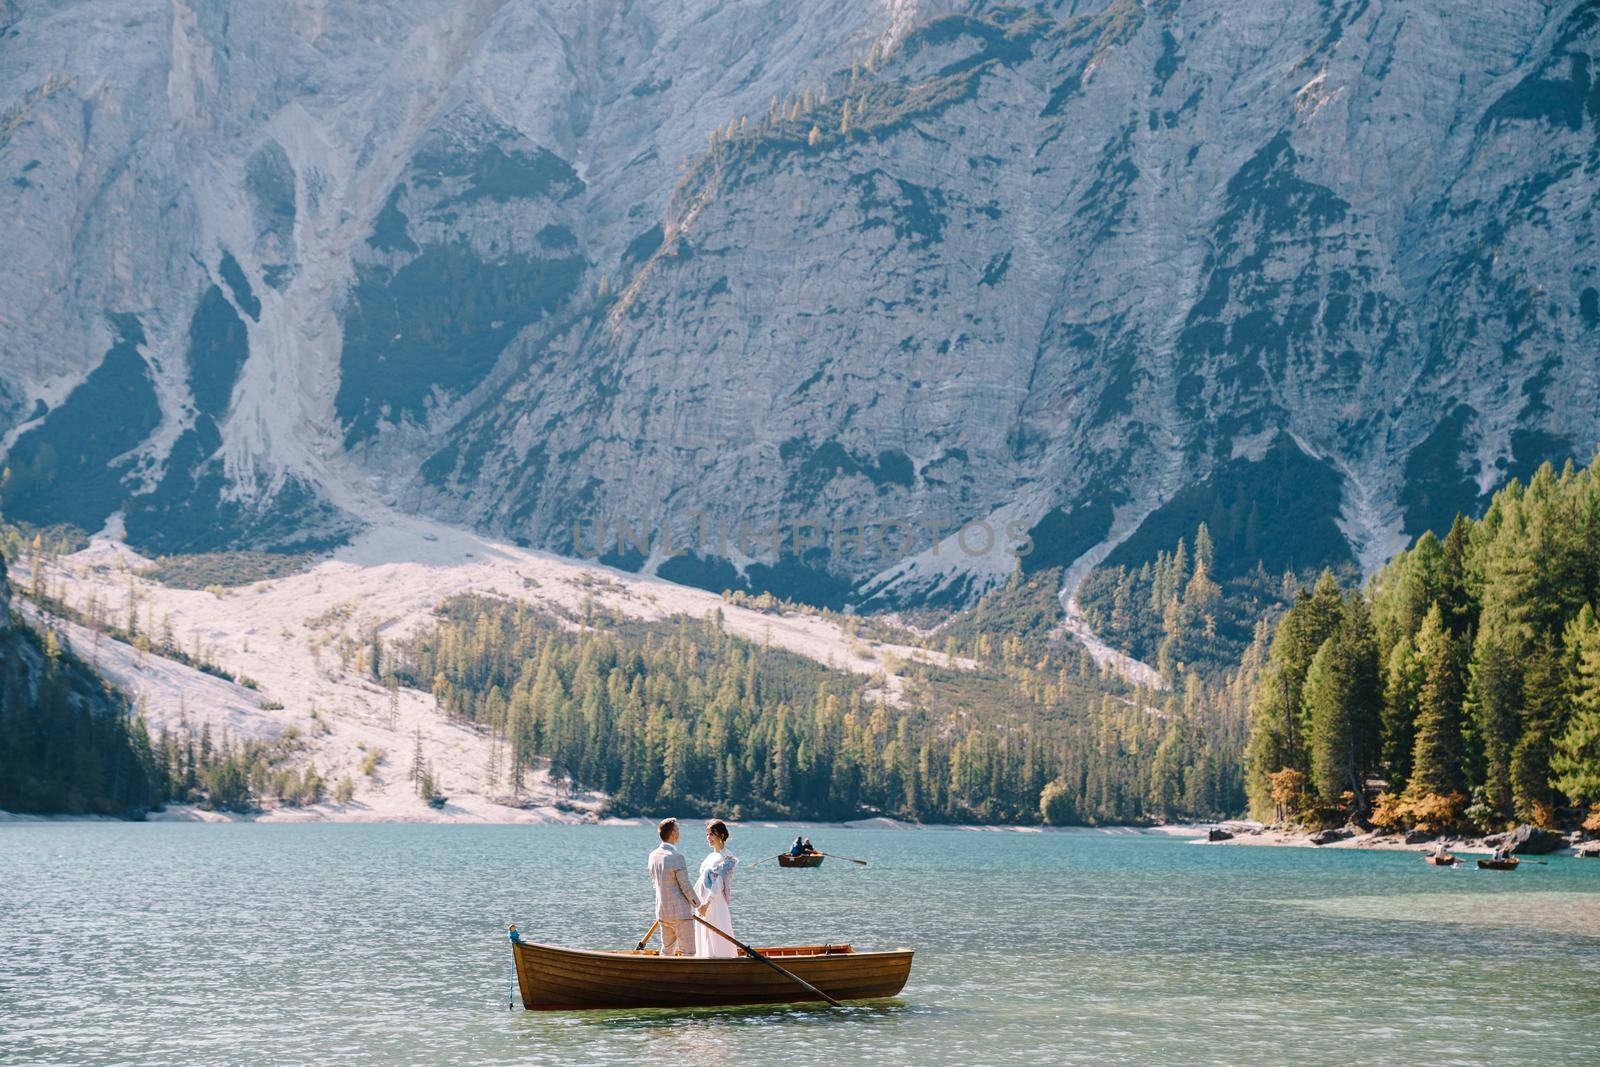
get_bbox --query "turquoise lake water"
[3,823,1598,1065]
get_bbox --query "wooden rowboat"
[1425,854,1458,866]
[510,938,913,1010]
[777,852,826,868]
[1477,857,1519,870]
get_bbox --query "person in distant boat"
[802,836,814,853]
[1432,841,1450,858]
[648,818,699,956]
[694,819,739,959]
[790,835,806,857]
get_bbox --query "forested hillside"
[16,452,1600,830]
[1240,455,1600,833]
[392,574,1246,825]
[1076,521,1319,679]
[0,543,323,816]
[0,545,161,814]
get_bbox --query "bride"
[693,819,739,958]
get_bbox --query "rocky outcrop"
[1484,824,1567,855]
[3,2,1599,608]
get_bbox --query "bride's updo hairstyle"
[707,819,730,844]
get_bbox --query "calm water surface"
[3,823,1598,1065]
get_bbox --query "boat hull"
[777,853,825,868]
[1425,855,1457,866]
[1477,859,1519,870]
[511,940,913,1010]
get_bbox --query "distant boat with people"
[777,851,825,868]
[760,834,868,870]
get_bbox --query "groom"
[648,818,704,956]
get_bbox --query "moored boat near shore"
[509,936,913,1010]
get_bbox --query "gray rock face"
[0,0,898,558]
[1484,823,1567,855]
[2,1,1598,607]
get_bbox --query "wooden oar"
[634,919,661,951]
[746,853,786,868]
[690,914,842,1007]
[816,851,868,866]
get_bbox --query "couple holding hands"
[646,817,738,958]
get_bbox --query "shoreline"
[1170,820,1599,858]
[0,807,1158,833]
[0,801,603,826]
[6,809,1592,857]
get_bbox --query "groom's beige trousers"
[659,918,694,956]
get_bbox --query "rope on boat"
[506,924,520,1010]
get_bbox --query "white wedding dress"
[693,849,739,958]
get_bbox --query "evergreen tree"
[1243,572,1345,818]
[1380,635,1422,789]
[1439,514,1474,636]
[1468,629,1523,818]
[1303,596,1380,811]
[1303,638,1346,805]
[485,732,503,794]
[1341,594,1383,775]
[1406,605,1466,801]
[1554,604,1600,806]
[1149,712,1188,817]
[1510,640,1563,825]
[1193,522,1216,575]
[205,753,250,812]
[369,627,384,681]
[1370,530,1444,656]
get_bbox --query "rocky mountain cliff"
[3,0,1598,609]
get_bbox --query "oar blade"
[818,852,869,865]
